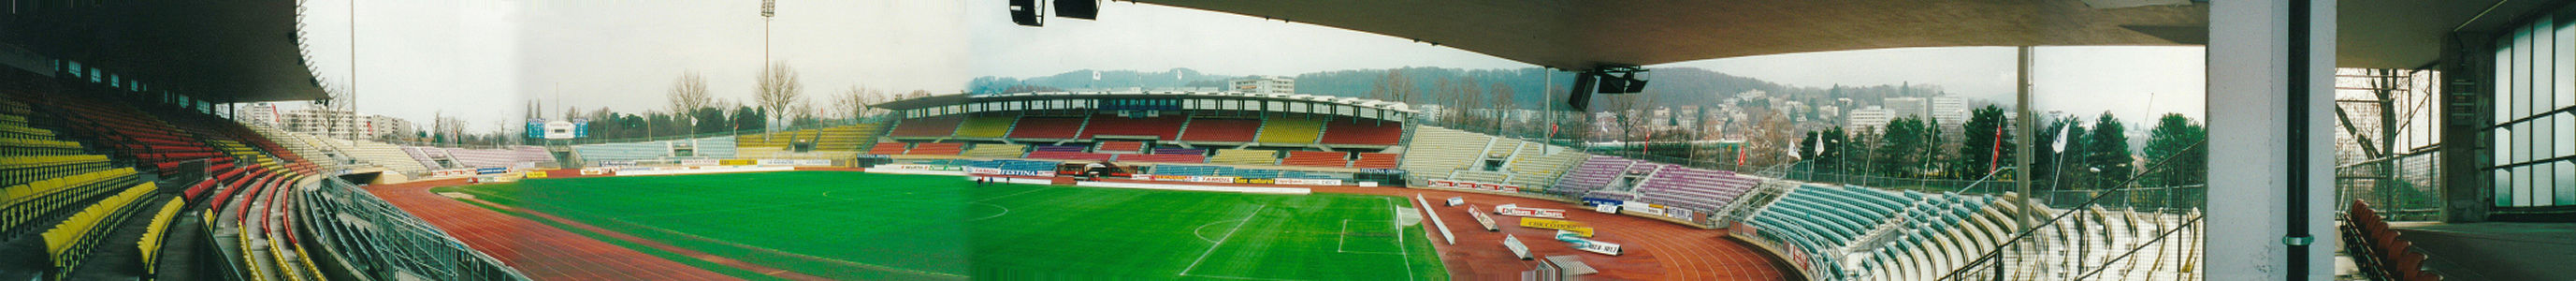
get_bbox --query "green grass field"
[436,171,1447,280]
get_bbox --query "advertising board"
[1273,178,1342,185]
[1516,217,1595,237]
[1469,206,1498,231]
[1493,203,1567,218]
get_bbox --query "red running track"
[366,179,742,280]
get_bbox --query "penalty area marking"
[1194,219,1251,244]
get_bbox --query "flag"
[2050,126,2072,151]
[1788,139,1803,160]
[1735,146,1747,166]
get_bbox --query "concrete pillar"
[2207,0,2336,279]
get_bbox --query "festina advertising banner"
[1570,238,1624,256]
[1493,203,1567,218]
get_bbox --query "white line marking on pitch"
[1181,204,1266,277]
[1391,197,1417,281]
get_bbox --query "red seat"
[1079,114,1187,140]
[868,142,910,155]
[1318,119,1403,145]
[1178,118,1261,142]
[1353,153,1401,170]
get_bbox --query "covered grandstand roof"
[1133,0,2533,69]
[874,91,1416,112]
[1,0,326,103]
[1127,0,2208,71]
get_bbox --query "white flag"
[2051,126,2073,151]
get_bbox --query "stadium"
[4,0,2573,280]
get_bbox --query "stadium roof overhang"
[1128,0,2528,70]
[1126,0,2210,71]
[0,0,326,103]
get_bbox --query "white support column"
[2207,0,2336,279]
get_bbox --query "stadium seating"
[868,142,910,155]
[890,115,964,138]
[1177,118,1261,142]
[1397,126,1490,178]
[1279,151,1350,168]
[1026,151,1115,161]
[1112,154,1205,163]
[1208,149,1278,166]
[1007,117,1087,140]
[16,93,219,174]
[573,141,673,162]
[3,168,138,238]
[1151,165,1289,179]
[1352,153,1401,170]
[962,143,1029,157]
[1152,147,1207,155]
[401,146,449,169]
[1080,114,1188,140]
[36,181,157,277]
[956,115,1019,139]
[137,197,185,276]
[1501,150,1587,190]
[906,142,965,155]
[1252,117,1324,144]
[687,136,738,158]
[2345,200,2440,281]
[1096,141,1147,153]
[734,129,806,149]
[814,124,880,151]
[341,139,435,172]
[1554,156,1638,194]
[1319,118,1403,145]
[1628,167,1761,214]
[1033,145,1086,153]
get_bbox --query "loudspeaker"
[1054,0,1098,20]
[1595,73,1629,94]
[1568,73,1599,111]
[1010,0,1044,26]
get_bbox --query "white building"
[279,109,415,140]
[1930,96,1969,127]
[1884,96,1930,121]
[235,103,282,127]
[1846,106,1893,134]
[1228,75,1295,95]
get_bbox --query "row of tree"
[520,63,935,141]
[1799,106,2207,189]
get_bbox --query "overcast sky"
[291,0,2201,132]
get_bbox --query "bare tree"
[903,90,934,99]
[667,70,712,122]
[1368,68,1417,105]
[755,62,803,131]
[832,86,888,120]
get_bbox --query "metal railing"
[298,177,528,280]
[1940,140,2207,280]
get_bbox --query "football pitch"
[435,171,1448,280]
